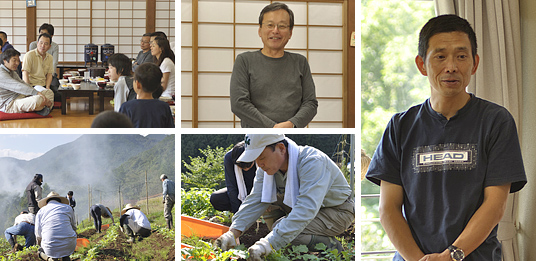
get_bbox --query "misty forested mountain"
[0,134,174,232]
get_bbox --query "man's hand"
[418,249,451,261]
[215,231,239,251]
[273,121,294,128]
[247,238,272,261]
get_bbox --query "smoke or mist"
[0,134,173,232]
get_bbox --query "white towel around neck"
[261,137,300,208]
[234,165,247,202]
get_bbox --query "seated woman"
[108,53,134,112]
[150,37,175,99]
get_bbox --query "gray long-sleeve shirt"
[0,64,38,112]
[230,145,351,250]
[230,50,318,128]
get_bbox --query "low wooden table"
[58,82,114,115]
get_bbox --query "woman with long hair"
[151,37,175,98]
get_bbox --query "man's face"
[255,143,287,175]
[416,31,479,99]
[37,36,51,55]
[4,56,20,71]
[140,36,151,51]
[258,9,292,54]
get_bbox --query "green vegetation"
[361,0,435,259]
[0,197,174,260]
[181,138,355,260]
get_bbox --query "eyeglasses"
[140,40,150,44]
[263,23,290,31]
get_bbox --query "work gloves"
[247,238,272,261]
[215,231,239,251]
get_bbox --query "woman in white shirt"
[151,37,175,98]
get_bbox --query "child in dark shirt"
[119,63,174,128]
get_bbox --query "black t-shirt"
[119,99,174,128]
[367,95,527,260]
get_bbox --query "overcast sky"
[0,135,82,160]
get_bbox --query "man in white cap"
[120,204,151,243]
[215,134,354,260]
[34,191,77,261]
[160,174,175,229]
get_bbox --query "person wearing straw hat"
[120,204,151,243]
[160,174,175,229]
[34,191,77,261]
[215,134,354,261]
[90,204,115,233]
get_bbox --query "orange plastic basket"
[181,215,229,240]
[75,238,90,250]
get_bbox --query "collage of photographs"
[2,0,536,261]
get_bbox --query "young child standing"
[119,63,174,128]
[108,53,134,112]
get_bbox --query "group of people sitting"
[0,23,175,128]
[4,191,152,261]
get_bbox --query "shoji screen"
[156,0,176,47]
[33,0,146,61]
[0,0,27,55]
[182,0,347,128]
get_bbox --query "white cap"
[237,134,285,163]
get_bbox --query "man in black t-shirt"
[366,15,527,261]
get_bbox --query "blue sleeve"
[162,180,168,199]
[366,114,403,187]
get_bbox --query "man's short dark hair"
[150,31,167,39]
[1,48,20,65]
[39,23,54,36]
[143,33,151,37]
[68,191,74,196]
[134,63,163,94]
[418,15,477,61]
[0,31,6,39]
[91,111,133,128]
[259,2,294,30]
[108,53,132,77]
[38,33,52,44]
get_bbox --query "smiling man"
[215,134,354,261]
[23,33,54,90]
[0,49,53,115]
[230,2,318,128]
[366,15,527,261]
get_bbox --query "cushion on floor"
[0,111,52,121]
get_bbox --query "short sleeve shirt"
[22,49,53,87]
[366,95,527,260]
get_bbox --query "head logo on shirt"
[413,143,477,173]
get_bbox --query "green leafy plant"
[181,188,218,219]
[181,145,232,190]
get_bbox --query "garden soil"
[12,226,174,261]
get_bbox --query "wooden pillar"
[345,0,355,128]
[26,6,37,50]
[146,0,156,33]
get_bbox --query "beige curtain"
[435,1,522,261]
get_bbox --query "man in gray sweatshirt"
[230,2,318,128]
[0,49,53,115]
